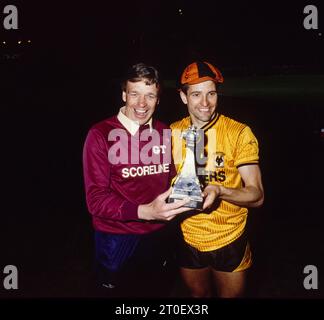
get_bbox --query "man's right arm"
[83,128,139,221]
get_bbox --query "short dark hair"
[179,83,190,94]
[121,63,161,94]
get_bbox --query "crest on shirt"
[214,152,225,168]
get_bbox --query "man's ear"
[122,91,126,102]
[179,91,188,105]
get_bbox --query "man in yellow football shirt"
[171,61,264,298]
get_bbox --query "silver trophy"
[168,125,203,209]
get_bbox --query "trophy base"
[167,195,203,210]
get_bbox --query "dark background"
[0,0,324,298]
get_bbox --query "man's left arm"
[203,164,264,209]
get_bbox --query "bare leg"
[180,267,212,298]
[211,269,247,298]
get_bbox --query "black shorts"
[176,231,251,272]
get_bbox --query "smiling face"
[180,80,218,128]
[122,79,159,125]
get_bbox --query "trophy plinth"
[168,125,203,209]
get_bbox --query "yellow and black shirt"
[170,114,259,252]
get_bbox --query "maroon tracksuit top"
[83,115,175,234]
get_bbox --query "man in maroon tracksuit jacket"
[83,63,190,297]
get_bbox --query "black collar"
[200,113,220,132]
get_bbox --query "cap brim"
[184,76,221,85]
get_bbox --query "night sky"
[2,1,323,76]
